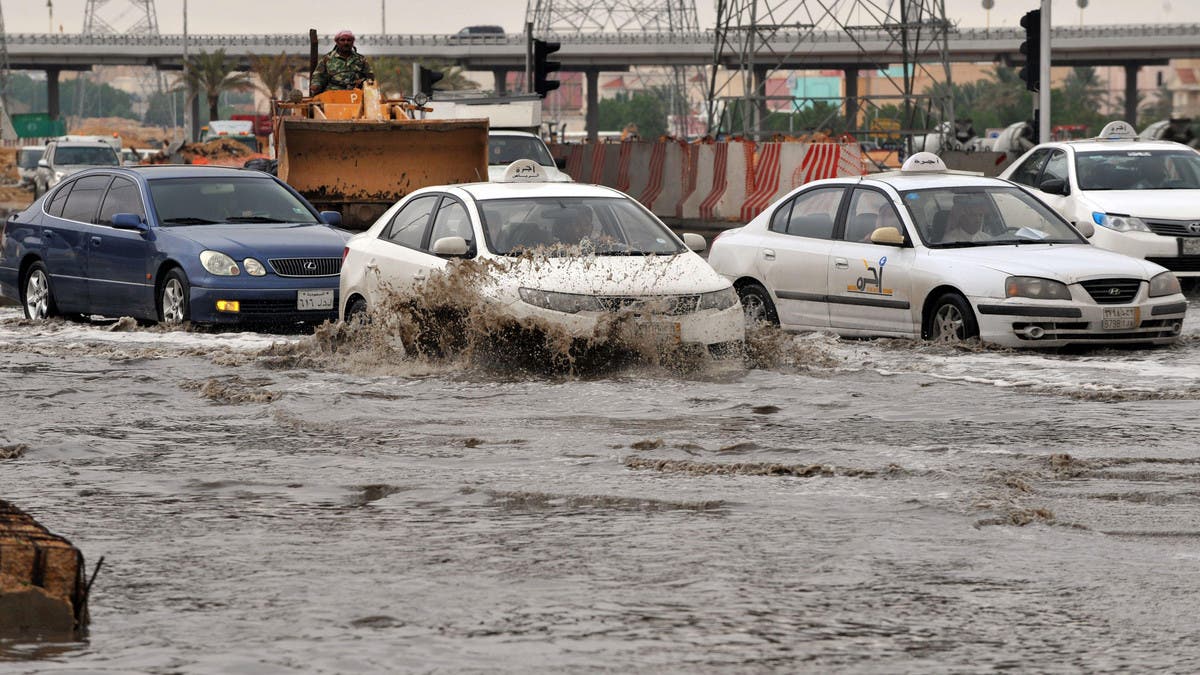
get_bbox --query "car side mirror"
[555,157,567,170]
[869,226,906,246]
[1073,220,1095,238]
[111,213,149,233]
[37,159,49,169]
[432,236,470,256]
[320,211,342,226]
[1039,177,1069,196]
[682,232,707,252]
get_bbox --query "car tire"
[737,282,779,326]
[345,296,368,323]
[22,262,58,321]
[158,268,190,326]
[924,292,978,343]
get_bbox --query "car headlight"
[1149,271,1181,298]
[1092,212,1150,233]
[1005,276,1071,300]
[243,257,267,276]
[518,287,602,313]
[200,250,241,276]
[698,287,739,311]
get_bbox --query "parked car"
[488,130,572,183]
[707,152,1187,348]
[999,120,1200,278]
[34,139,120,198]
[16,146,45,188]
[0,166,350,326]
[339,160,743,352]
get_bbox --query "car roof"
[50,140,116,148]
[453,181,623,200]
[126,165,275,180]
[1053,139,1195,153]
[854,172,1007,191]
[488,130,538,138]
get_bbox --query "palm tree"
[249,52,302,101]
[176,49,255,121]
[364,57,479,98]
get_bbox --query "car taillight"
[342,246,349,262]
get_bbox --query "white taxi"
[338,160,744,351]
[707,152,1187,348]
[999,121,1200,278]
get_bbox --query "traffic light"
[418,66,444,97]
[532,38,561,98]
[1018,9,1041,92]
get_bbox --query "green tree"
[176,49,254,122]
[144,89,186,127]
[4,72,136,120]
[597,92,668,138]
[249,51,302,100]
[369,57,479,98]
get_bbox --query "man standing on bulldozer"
[309,30,375,96]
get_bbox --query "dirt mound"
[69,117,172,153]
[0,147,20,185]
[0,186,33,208]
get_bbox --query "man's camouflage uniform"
[310,51,375,95]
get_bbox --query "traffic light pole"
[1039,0,1051,143]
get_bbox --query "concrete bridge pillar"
[1124,63,1140,124]
[586,68,600,142]
[844,67,859,134]
[46,68,61,120]
[492,68,509,96]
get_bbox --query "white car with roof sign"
[707,152,1187,348]
[999,120,1200,277]
[487,130,572,182]
[338,160,743,351]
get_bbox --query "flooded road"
[2,295,1200,673]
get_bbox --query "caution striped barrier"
[648,141,689,218]
[637,142,668,211]
[622,142,655,201]
[681,141,754,220]
[740,142,783,222]
[615,142,635,192]
[674,143,700,218]
[565,145,586,182]
[588,142,607,184]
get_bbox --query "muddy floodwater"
[2,294,1200,673]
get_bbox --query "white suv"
[999,121,1200,278]
[34,139,120,197]
[487,130,572,183]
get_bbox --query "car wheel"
[925,292,978,343]
[22,262,58,321]
[158,268,190,326]
[737,282,779,326]
[345,296,368,323]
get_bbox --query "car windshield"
[488,136,554,167]
[54,146,119,166]
[18,149,44,169]
[903,186,1086,248]
[1075,149,1200,190]
[478,196,685,256]
[148,177,321,226]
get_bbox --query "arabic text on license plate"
[1182,237,1200,255]
[297,289,334,310]
[638,318,681,343]
[1101,307,1137,330]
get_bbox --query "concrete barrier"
[564,145,586,182]
[615,142,635,193]
[740,142,783,222]
[0,500,89,637]
[622,142,655,201]
[680,141,754,221]
[636,142,669,212]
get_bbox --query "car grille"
[1147,256,1200,273]
[268,257,341,277]
[1144,218,1200,237]
[1079,278,1141,304]
[597,295,701,316]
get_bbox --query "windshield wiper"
[224,216,282,223]
[162,217,221,225]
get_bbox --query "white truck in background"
[201,119,260,153]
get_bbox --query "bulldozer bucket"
[276,117,488,227]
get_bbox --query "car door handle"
[364,260,378,270]
[762,248,776,261]
[833,257,849,269]
[91,236,102,247]
[413,271,428,280]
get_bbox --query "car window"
[52,146,120,166]
[18,149,43,169]
[1040,150,1069,185]
[1075,149,1200,190]
[488,135,555,167]
[60,175,113,223]
[46,180,75,218]
[148,176,320,225]
[902,186,1085,247]
[844,189,900,243]
[1008,149,1052,186]
[97,177,145,226]
[771,187,843,239]
[477,196,683,256]
[428,198,473,252]
[383,195,438,248]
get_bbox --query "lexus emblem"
[1107,288,1121,296]
[1188,222,1200,234]
[303,261,318,271]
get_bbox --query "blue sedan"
[0,165,351,326]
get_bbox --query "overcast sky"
[7,0,1198,36]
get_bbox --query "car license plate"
[297,289,334,310]
[1101,307,1138,330]
[1182,237,1200,255]
[636,317,681,343]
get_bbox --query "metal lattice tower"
[709,0,954,146]
[83,0,159,35]
[526,0,703,136]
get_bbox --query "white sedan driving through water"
[706,153,1187,348]
[338,161,744,352]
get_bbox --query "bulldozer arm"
[276,116,488,228]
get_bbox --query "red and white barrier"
[681,141,754,220]
[565,145,586,182]
[637,142,669,212]
[622,142,655,201]
[615,142,635,193]
[648,141,689,218]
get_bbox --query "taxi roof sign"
[900,152,948,173]
[500,159,548,182]
[1097,121,1137,141]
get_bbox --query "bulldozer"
[272,81,489,229]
